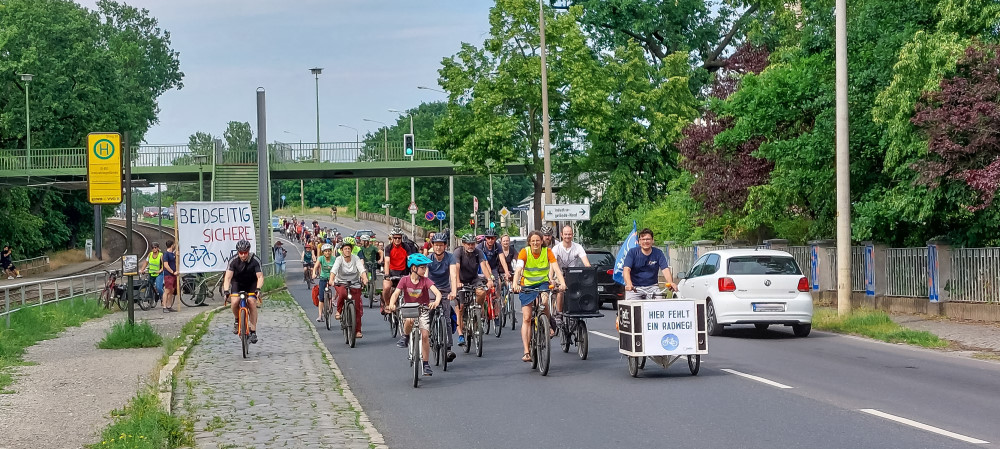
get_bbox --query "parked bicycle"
[100,270,125,311]
[179,273,224,307]
[136,273,159,311]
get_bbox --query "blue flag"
[612,221,638,285]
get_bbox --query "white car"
[676,249,813,337]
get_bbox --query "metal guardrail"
[950,248,1000,303]
[8,255,50,277]
[1,271,106,328]
[885,248,929,297]
[270,140,441,164]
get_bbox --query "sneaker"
[15,274,22,278]
[457,335,466,346]
[446,351,457,362]
[233,322,239,335]
[396,337,409,348]
[554,314,564,327]
[6,276,12,280]
[422,363,433,376]
[249,332,258,344]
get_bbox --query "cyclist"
[427,231,458,362]
[312,243,336,322]
[381,225,415,313]
[386,253,443,377]
[552,225,591,324]
[223,240,264,344]
[622,228,675,300]
[332,241,369,339]
[140,242,164,298]
[453,233,493,347]
[540,225,555,248]
[512,231,566,362]
[302,242,315,281]
[1,245,22,279]
[477,228,511,326]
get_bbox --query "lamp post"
[363,118,391,225]
[389,108,416,238]
[339,124,362,222]
[538,0,553,220]
[310,67,323,163]
[19,74,33,168]
[193,154,207,201]
[417,85,446,94]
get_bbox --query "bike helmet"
[407,253,432,268]
[460,233,476,244]
[343,236,356,245]
[236,240,251,252]
[484,228,498,237]
[540,225,553,236]
[390,226,404,236]
[359,235,370,242]
[321,243,333,252]
[431,231,449,243]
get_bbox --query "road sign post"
[543,204,591,221]
[436,211,446,232]
[87,132,123,205]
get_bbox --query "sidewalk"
[0,302,206,449]
[174,295,378,449]
[0,255,109,288]
[891,313,1000,353]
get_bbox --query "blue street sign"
[281,195,286,201]
[436,211,446,220]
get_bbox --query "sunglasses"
[392,237,402,240]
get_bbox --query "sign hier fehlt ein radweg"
[176,201,256,273]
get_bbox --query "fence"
[270,140,441,164]
[1,271,106,328]
[8,255,50,277]
[884,248,929,297]
[950,248,1000,303]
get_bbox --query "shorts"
[2,263,15,271]
[163,274,177,291]
[519,281,550,307]
[626,285,661,301]
[387,270,407,288]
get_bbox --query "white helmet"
[321,244,333,252]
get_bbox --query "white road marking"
[590,330,618,341]
[859,409,989,444]
[720,368,794,389]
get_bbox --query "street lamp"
[193,154,208,201]
[389,108,417,238]
[417,85,446,94]
[19,73,33,168]
[310,67,323,163]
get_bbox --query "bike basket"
[399,303,422,319]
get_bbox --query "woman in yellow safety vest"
[140,242,164,297]
[512,231,566,363]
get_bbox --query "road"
[275,218,1000,449]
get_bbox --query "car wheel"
[792,323,811,337]
[707,301,724,336]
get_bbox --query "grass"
[972,352,1000,362]
[812,307,949,348]
[88,389,192,449]
[46,248,88,271]
[0,297,110,391]
[159,310,209,367]
[273,205,355,218]
[261,273,286,293]
[141,217,176,229]
[98,320,163,349]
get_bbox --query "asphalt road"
[274,219,1000,449]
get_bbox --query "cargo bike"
[557,267,605,360]
[618,290,708,378]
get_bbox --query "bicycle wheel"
[473,308,483,358]
[411,330,420,388]
[493,300,503,338]
[438,315,450,372]
[688,355,701,375]
[537,318,550,376]
[324,290,333,331]
[179,277,199,307]
[462,313,471,354]
[137,283,154,311]
[577,320,589,360]
[627,356,639,377]
[346,305,356,348]
[530,320,539,370]
[240,310,249,359]
[560,322,571,353]
[390,312,399,338]
[116,287,128,311]
[100,287,113,310]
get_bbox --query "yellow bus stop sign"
[87,132,122,204]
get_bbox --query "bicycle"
[335,281,362,348]
[364,262,379,308]
[383,276,402,338]
[303,265,314,289]
[232,291,257,359]
[483,276,502,338]
[323,281,335,331]
[500,277,516,331]
[182,245,218,268]
[100,270,125,311]
[429,305,449,371]
[136,273,160,311]
[457,285,484,358]
[400,302,426,387]
[521,285,554,376]
[180,273,224,307]
[558,308,603,361]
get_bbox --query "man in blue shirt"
[427,232,458,361]
[622,228,675,300]
[162,239,179,312]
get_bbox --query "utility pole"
[311,67,322,163]
[835,0,851,316]
[256,87,271,265]
[300,179,305,212]
[449,176,455,249]
[124,132,135,326]
[409,116,416,239]
[539,0,553,216]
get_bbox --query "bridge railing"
[270,140,442,164]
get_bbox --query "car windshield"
[587,252,614,266]
[727,256,801,275]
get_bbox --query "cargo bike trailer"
[618,292,708,378]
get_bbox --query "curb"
[294,301,389,449]
[157,305,225,414]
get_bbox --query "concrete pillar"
[764,239,788,250]
[809,240,836,291]
[928,238,954,310]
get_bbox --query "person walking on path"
[161,240,178,312]
[1,245,22,279]
[273,241,288,273]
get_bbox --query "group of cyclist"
[232,216,676,376]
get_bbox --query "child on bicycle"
[386,253,443,377]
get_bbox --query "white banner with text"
[176,201,256,273]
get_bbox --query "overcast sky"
[74,0,493,144]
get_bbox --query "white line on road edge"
[590,330,618,341]
[859,409,989,444]
[720,368,794,389]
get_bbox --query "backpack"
[401,235,420,255]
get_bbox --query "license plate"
[752,303,785,313]
[597,286,605,292]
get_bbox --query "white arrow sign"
[543,204,591,221]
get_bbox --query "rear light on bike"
[797,277,810,292]
[718,277,736,292]
[606,269,613,275]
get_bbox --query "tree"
[222,121,255,163]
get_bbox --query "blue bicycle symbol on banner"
[183,245,219,268]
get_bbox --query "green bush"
[90,390,192,449]
[262,273,286,293]
[98,321,163,349]
[0,297,109,391]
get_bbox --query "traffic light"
[403,134,415,159]
[469,218,475,227]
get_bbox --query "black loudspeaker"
[563,267,600,314]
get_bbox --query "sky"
[73,0,494,144]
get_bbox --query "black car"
[586,250,624,308]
